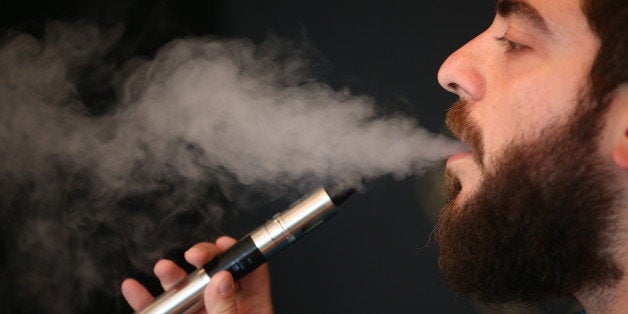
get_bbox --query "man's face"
[434,0,623,304]
[438,0,599,191]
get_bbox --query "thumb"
[204,271,238,314]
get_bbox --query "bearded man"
[122,0,627,313]
[434,0,627,311]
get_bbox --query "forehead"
[500,0,591,39]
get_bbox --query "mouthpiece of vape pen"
[136,186,354,314]
[326,185,355,205]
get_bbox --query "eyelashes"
[495,36,527,52]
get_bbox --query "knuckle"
[216,301,238,314]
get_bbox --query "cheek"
[498,46,596,134]
[474,66,584,165]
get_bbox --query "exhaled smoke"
[0,22,460,312]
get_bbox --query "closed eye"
[495,36,527,52]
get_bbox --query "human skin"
[437,0,627,312]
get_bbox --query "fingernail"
[218,276,234,296]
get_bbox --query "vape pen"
[137,186,354,314]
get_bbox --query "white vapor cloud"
[0,22,461,312]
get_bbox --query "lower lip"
[447,151,472,164]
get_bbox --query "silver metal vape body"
[137,268,211,314]
[250,187,337,256]
[137,188,339,314]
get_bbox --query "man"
[122,0,627,312]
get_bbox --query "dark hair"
[582,0,627,107]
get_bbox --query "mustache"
[445,100,484,167]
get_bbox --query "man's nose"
[437,38,486,101]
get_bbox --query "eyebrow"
[496,0,551,35]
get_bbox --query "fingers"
[215,236,273,313]
[123,237,243,313]
[121,278,154,311]
[184,241,221,268]
[154,259,188,291]
[215,236,237,252]
[204,271,238,314]
[153,239,230,292]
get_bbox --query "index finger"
[184,241,220,268]
[121,278,154,311]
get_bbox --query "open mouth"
[446,143,472,164]
[445,100,484,167]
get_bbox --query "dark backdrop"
[0,0,497,313]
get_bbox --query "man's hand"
[121,236,274,314]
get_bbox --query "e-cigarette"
[137,186,354,314]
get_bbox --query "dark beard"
[435,102,623,304]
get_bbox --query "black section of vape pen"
[202,235,266,280]
[325,186,355,206]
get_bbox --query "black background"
[0,0,500,313]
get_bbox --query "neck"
[576,225,628,314]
